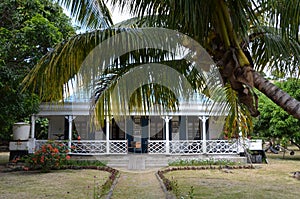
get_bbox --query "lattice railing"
[109,140,128,154]
[170,140,203,154]
[35,140,68,151]
[35,140,48,150]
[206,140,238,154]
[148,140,166,154]
[35,140,128,155]
[149,140,238,154]
[70,141,107,155]
[35,139,239,155]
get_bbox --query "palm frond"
[108,0,215,44]
[250,25,300,75]
[27,0,300,136]
[224,83,253,138]
[112,15,165,28]
[227,0,259,41]
[55,0,113,29]
[260,0,300,42]
[23,26,228,128]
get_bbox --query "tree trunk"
[253,71,300,119]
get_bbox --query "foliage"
[22,0,300,137]
[85,166,119,199]
[35,118,49,139]
[0,0,75,140]
[24,141,70,172]
[253,79,300,145]
[168,158,237,167]
[224,83,253,137]
[99,168,119,198]
[167,178,194,199]
[64,159,106,167]
[0,82,40,139]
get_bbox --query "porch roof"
[36,93,227,117]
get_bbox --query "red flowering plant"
[24,141,71,172]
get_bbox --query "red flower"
[53,148,59,153]
[40,155,45,163]
[25,142,71,172]
[11,157,20,163]
[23,166,29,171]
[32,157,37,164]
[41,146,47,153]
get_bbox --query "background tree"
[0,0,75,141]
[253,79,300,148]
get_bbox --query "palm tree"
[23,0,300,136]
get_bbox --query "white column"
[199,116,208,154]
[30,115,36,138]
[106,116,110,154]
[163,116,172,154]
[29,115,37,153]
[66,116,75,149]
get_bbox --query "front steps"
[71,154,247,170]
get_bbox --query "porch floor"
[70,154,247,170]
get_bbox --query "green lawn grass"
[0,169,110,199]
[0,152,9,165]
[164,152,300,199]
[1,151,300,199]
[0,152,111,199]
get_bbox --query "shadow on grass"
[0,152,9,165]
[266,150,300,161]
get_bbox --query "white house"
[27,92,244,156]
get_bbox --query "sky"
[107,3,132,24]
[63,2,133,33]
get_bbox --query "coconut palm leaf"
[260,0,300,42]
[250,25,300,74]
[23,0,300,136]
[55,0,113,29]
[22,27,220,116]
[224,83,253,137]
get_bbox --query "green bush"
[168,158,237,166]
[24,141,70,172]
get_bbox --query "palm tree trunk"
[253,71,300,119]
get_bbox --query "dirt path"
[111,169,166,199]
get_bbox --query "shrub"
[168,158,237,166]
[24,141,70,172]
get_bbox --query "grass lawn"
[0,152,110,199]
[1,151,300,199]
[111,169,165,199]
[0,152,9,164]
[164,152,300,199]
[0,169,110,199]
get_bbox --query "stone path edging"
[106,173,121,199]
[156,165,255,197]
[155,171,176,199]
